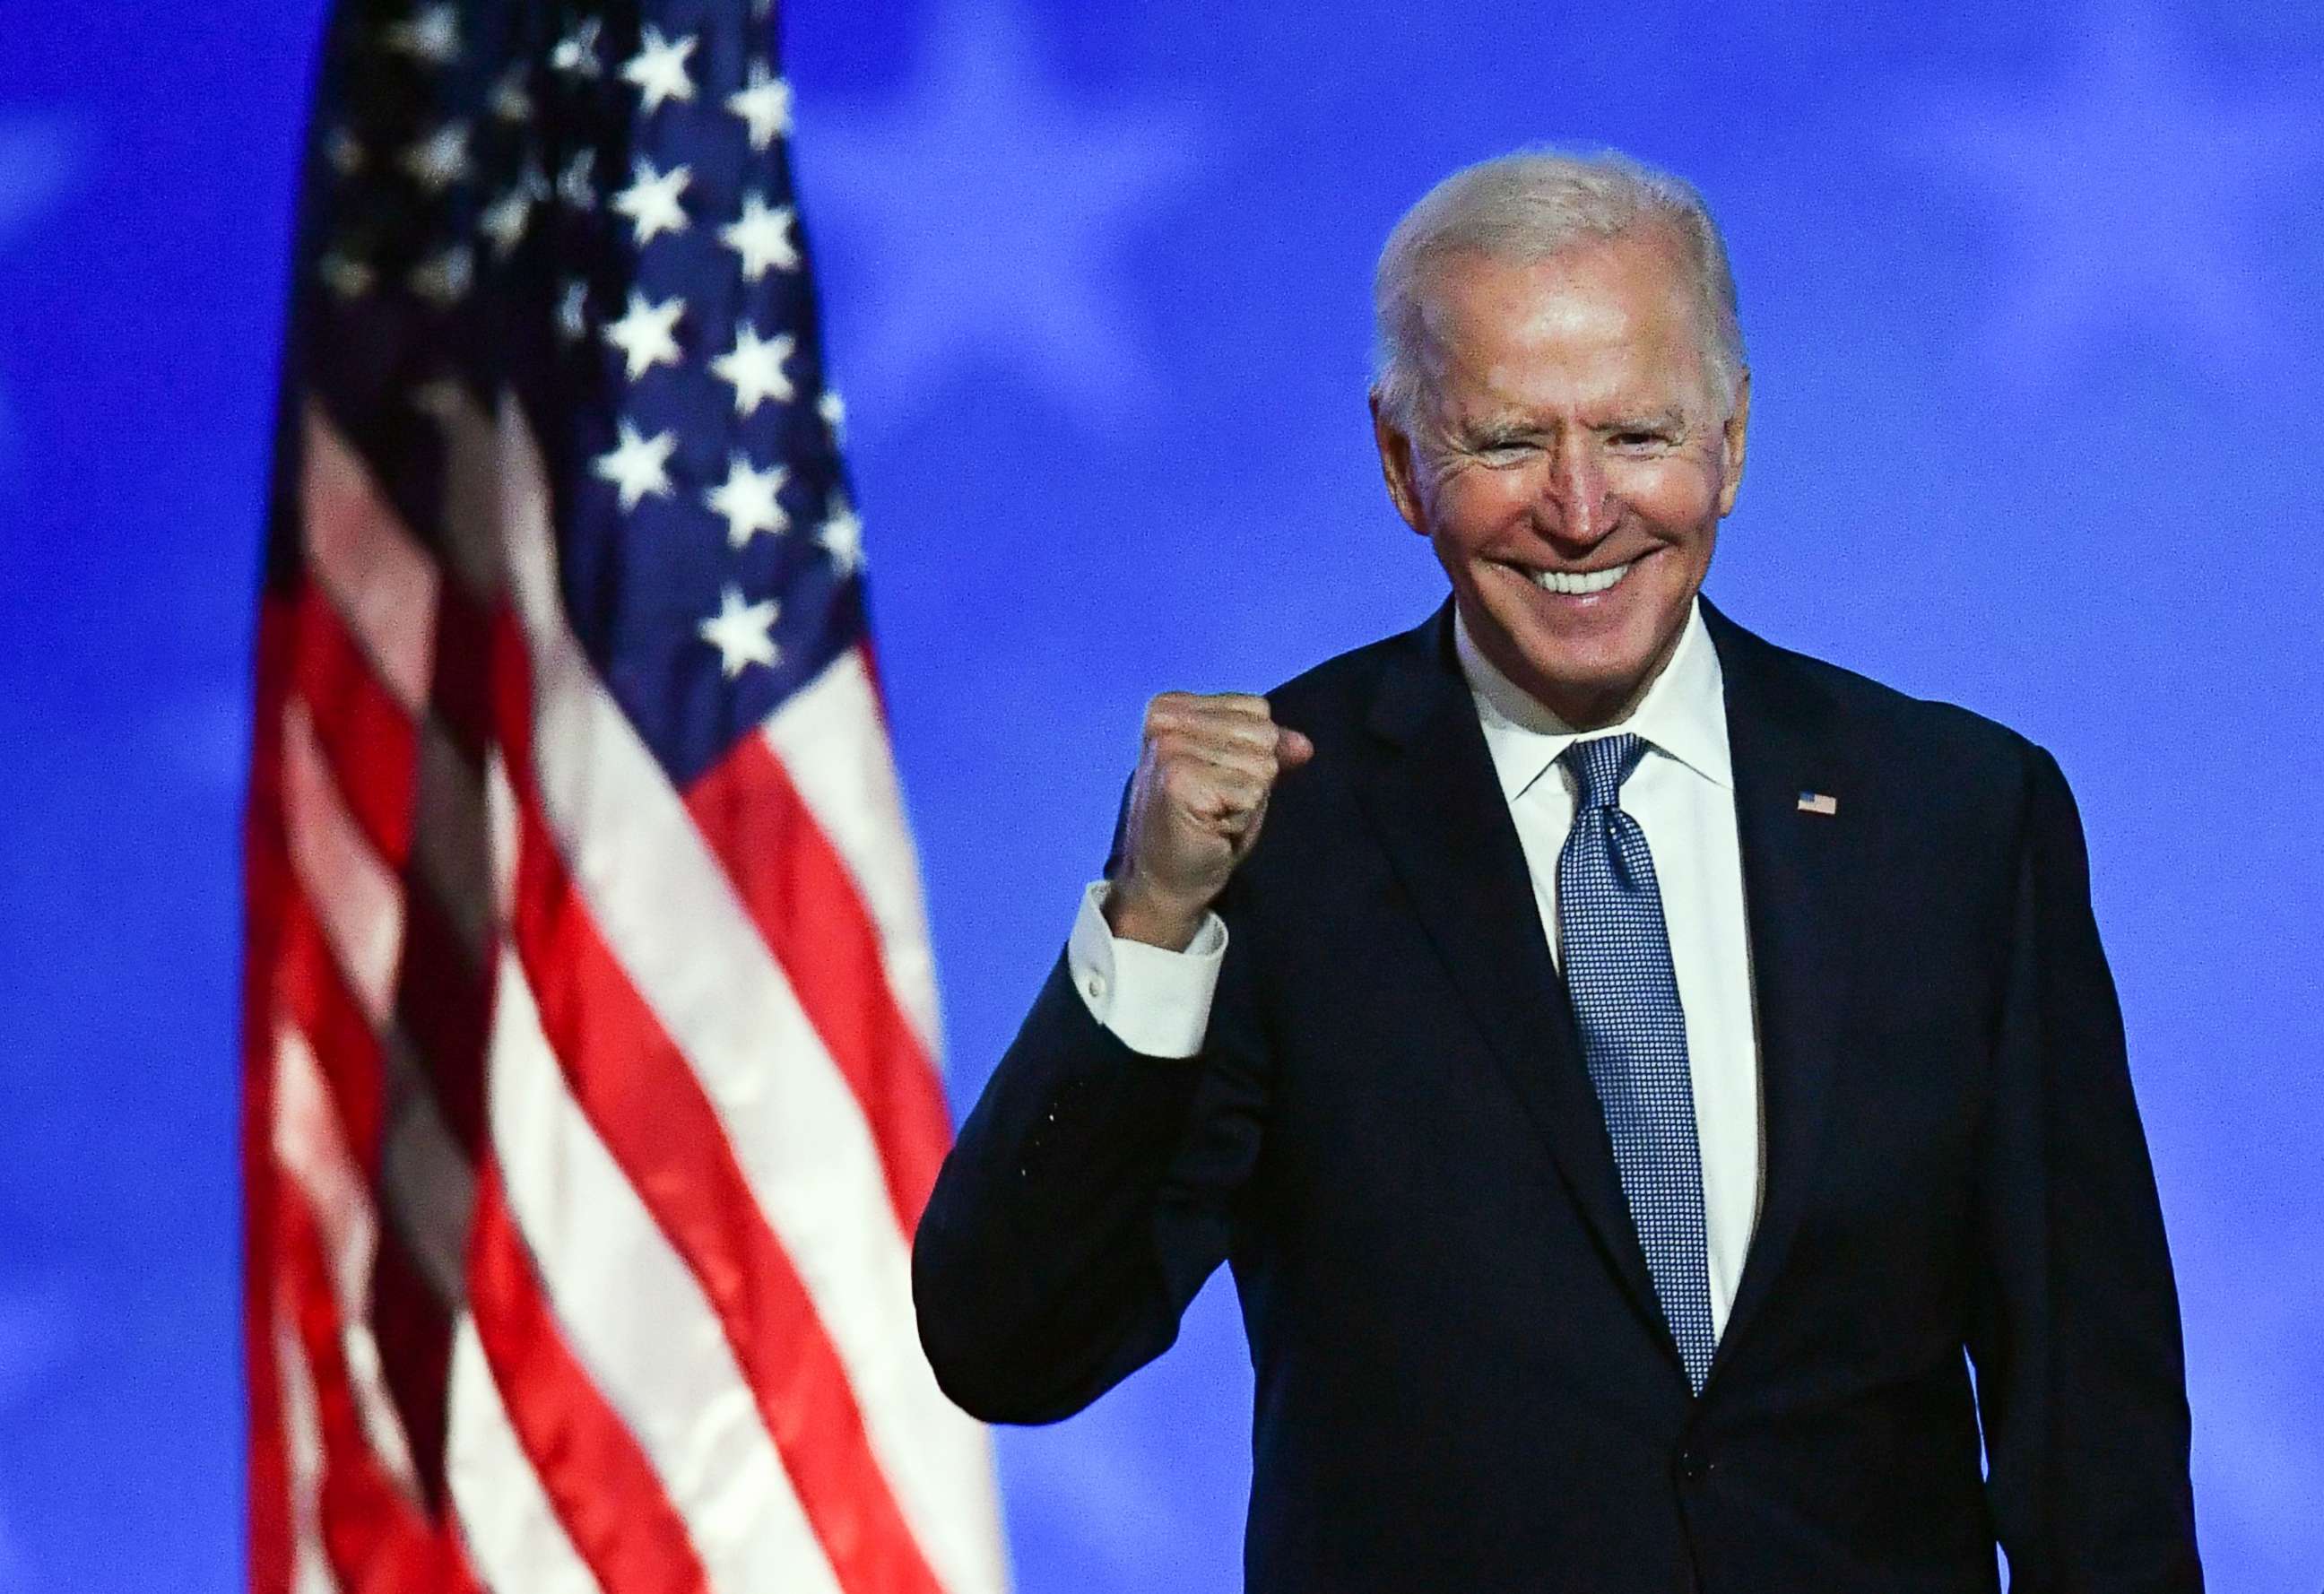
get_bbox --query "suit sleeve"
[911,880,1270,1425]
[1966,743,2202,1592]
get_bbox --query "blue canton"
[1557,733,1717,1394]
[298,0,861,790]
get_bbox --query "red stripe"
[275,1174,473,1592]
[685,732,953,1230]
[291,586,417,871]
[492,615,947,1594]
[273,897,386,1177]
[465,1163,713,1594]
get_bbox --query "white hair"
[1370,146,1746,430]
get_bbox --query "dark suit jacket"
[914,597,2200,1593]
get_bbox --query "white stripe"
[488,944,847,1594]
[282,692,474,1305]
[282,697,403,1027]
[759,649,943,1060]
[301,403,438,714]
[485,394,1007,1593]
[273,1024,423,1499]
[274,1293,341,1594]
[445,1317,603,1594]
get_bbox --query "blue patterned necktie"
[1556,733,1717,1394]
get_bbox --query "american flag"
[238,3,1006,1590]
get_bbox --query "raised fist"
[1104,692,1314,949]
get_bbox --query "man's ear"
[1716,370,1750,518]
[1370,393,1428,536]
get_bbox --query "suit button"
[1677,1449,1709,1485]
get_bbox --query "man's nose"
[1541,436,1612,546]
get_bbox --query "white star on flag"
[719,194,797,281]
[603,291,688,379]
[817,389,846,441]
[557,149,595,210]
[623,27,699,114]
[408,243,473,306]
[381,4,459,65]
[698,585,781,677]
[819,493,865,575]
[557,279,590,342]
[399,122,472,195]
[705,454,791,548]
[594,420,678,509]
[318,252,373,300]
[551,16,602,79]
[709,325,795,415]
[325,129,363,176]
[479,171,542,258]
[613,159,691,245]
[490,65,533,124]
[726,61,793,152]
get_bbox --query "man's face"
[1374,227,1748,728]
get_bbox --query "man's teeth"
[1530,561,1632,596]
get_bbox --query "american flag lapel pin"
[1797,791,1839,816]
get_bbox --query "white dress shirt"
[1067,598,1765,1336]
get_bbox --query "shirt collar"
[1454,595,1733,803]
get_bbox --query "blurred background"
[2,0,2320,1589]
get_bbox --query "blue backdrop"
[1,1,2319,1589]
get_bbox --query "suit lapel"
[1356,609,1669,1343]
[1698,597,1862,1389]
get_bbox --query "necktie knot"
[1561,732,1650,813]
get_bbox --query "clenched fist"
[1104,692,1315,949]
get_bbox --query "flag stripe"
[273,1304,340,1594]
[488,944,854,1594]
[493,403,1006,1594]
[299,403,438,715]
[757,647,942,1058]
[466,1164,716,1594]
[446,1319,607,1594]
[685,730,952,1229]
[273,1023,423,1497]
[290,585,418,869]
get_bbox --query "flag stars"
[603,290,687,379]
[594,420,678,509]
[709,325,795,416]
[699,586,781,678]
[817,389,846,441]
[705,454,791,548]
[726,62,793,152]
[382,4,460,65]
[400,121,472,195]
[557,279,591,342]
[719,194,796,281]
[557,149,596,210]
[480,174,541,258]
[318,251,374,299]
[408,243,474,306]
[551,17,603,79]
[613,159,691,245]
[490,65,533,124]
[325,129,364,177]
[819,494,865,575]
[622,27,698,114]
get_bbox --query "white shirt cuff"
[1065,881,1227,1059]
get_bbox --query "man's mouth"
[1522,559,1635,596]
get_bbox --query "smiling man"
[914,149,2202,1592]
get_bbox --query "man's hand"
[1105,692,1314,950]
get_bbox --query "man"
[913,149,2201,1592]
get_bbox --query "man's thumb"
[1278,728,1316,772]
